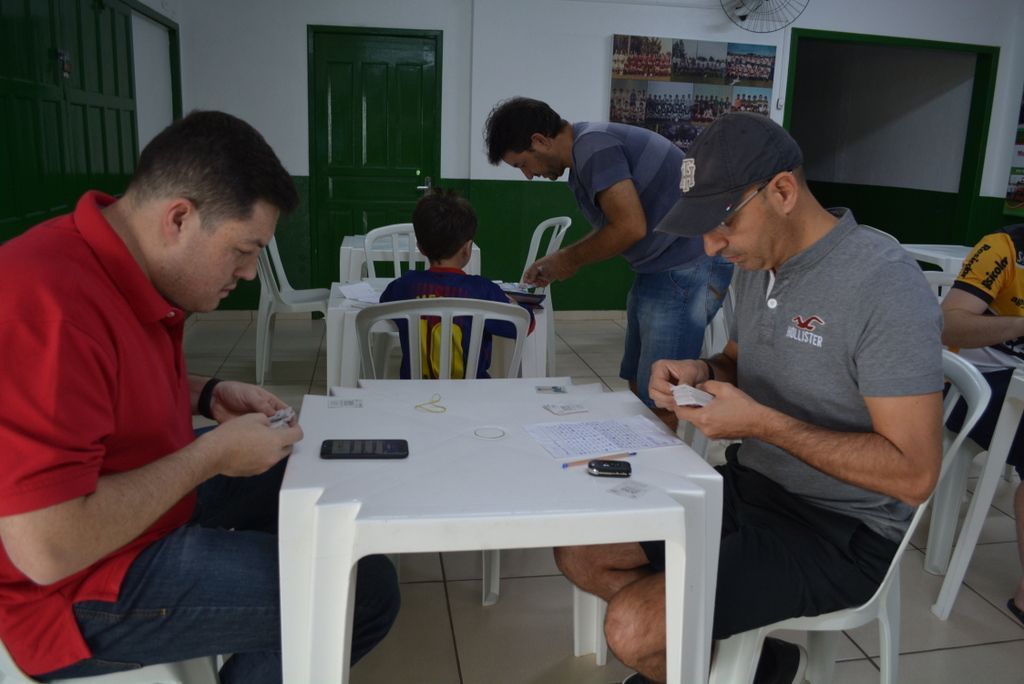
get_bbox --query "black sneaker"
[1008,598,1024,627]
[622,673,654,684]
[754,637,807,684]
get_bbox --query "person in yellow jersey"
[942,223,1024,626]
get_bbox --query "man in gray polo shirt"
[553,113,944,684]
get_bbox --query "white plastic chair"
[355,297,529,608]
[921,270,956,301]
[520,217,572,375]
[707,350,989,684]
[925,366,1023,619]
[255,237,329,385]
[0,637,219,684]
[355,297,529,381]
[363,223,428,279]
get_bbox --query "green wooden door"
[0,0,137,241]
[308,27,441,285]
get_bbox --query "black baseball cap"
[655,112,803,237]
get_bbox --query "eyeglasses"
[720,179,772,229]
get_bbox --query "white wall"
[131,12,174,151]
[468,0,1024,196]
[791,42,975,193]
[178,0,472,177]
[172,0,1024,198]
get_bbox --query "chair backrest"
[520,217,572,292]
[922,270,956,301]
[862,350,991,596]
[257,236,297,300]
[866,225,901,244]
[355,297,530,380]
[257,249,281,304]
[364,223,427,278]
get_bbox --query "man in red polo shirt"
[0,111,399,683]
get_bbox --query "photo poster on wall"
[610,34,776,153]
[1005,89,1024,216]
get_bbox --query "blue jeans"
[37,460,400,683]
[621,256,734,407]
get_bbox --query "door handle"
[416,176,433,193]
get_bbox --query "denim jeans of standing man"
[37,458,400,684]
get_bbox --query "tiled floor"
[185,312,1024,684]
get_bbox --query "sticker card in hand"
[268,407,295,429]
[672,383,714,407]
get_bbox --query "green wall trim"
[218,175,1016,311]
[784,28,1000,250]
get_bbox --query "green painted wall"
[219,174,1022,310]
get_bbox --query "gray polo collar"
[775,208,858,278]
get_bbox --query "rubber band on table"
[415,393,446,413]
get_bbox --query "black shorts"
[640,445,898,640]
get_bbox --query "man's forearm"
[942,309,1024,348]
[560,222,644,271]
[752,407,937,505]
[0,441,216,585]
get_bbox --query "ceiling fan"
[721,0,809,33]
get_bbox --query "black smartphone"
[320,439,409,460]
[586,459,632,477]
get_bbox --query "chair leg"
[805,631,838,683]
[924,449,972,575]
[546,298,557,376]
[481,550,500,606]
[932,448,1006,619]
[878,573,901,684]
[256,304,273,386]
[708,630,766,684]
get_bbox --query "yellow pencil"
[561,452,637,469]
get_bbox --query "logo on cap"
[680,159,696,193]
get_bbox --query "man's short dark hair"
[127,110,298,226]
[484,97,568,165]
[412,188,477,262]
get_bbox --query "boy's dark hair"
[127,110,298,227]
[484,97,569,165]
[412,188,477,262]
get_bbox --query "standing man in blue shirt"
[485,97,732,425]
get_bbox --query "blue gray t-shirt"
[729,209,944,541]
[568,122,705,273]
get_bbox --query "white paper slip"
[339,281,383,304]
[543,403,588,416]
[524,415,682,459]
[672,383,714,407]
[327,398,364,409]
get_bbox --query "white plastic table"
[902,243,970,273]
[338,234,482,283]
[325,281,549,386]
[279,382,723,684]
[930,367,1024,619]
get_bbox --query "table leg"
[306,506,361,683]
